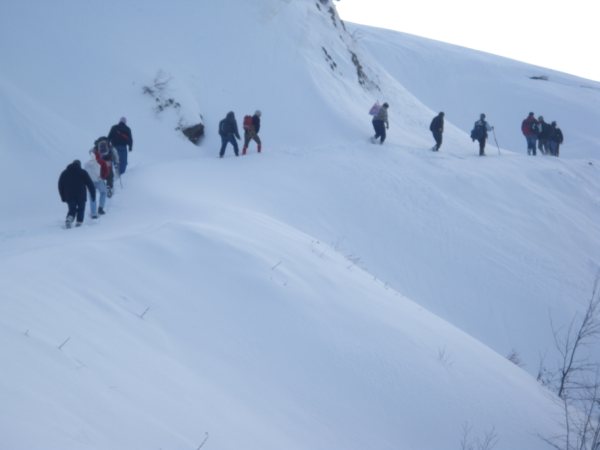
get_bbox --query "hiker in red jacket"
[521,112,539,156]
[242,110,262,155]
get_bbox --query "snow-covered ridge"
[1,1,599,449]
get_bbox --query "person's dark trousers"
[243,130,261,153]
[432,131,442,150]
[115,145,128,174]
[526,136,537,155]
[372,120,386,143]
[478,138,486,156]
[106,167,114,189]
[219,134,239,157]
[67,200,86,223]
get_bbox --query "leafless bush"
[554,278,600,399]
[541,276,600,450]
[460,422,498,450]
[507,349,525,368]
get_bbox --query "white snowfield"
[0,1,599,449]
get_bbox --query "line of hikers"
[57,107,566,226]
[58,117,133,228]
[370,101,565,157]
[430,110,563,157]
[434,110,563,157]
[218,110,262,158]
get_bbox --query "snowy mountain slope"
[1,201,561,449]
[352,24,600,159]
[1,1,600,449]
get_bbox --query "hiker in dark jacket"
[218,111,240,158]
[108,117,133,174]
[471,113,492,156]
[371,102,389,144]
[58,160,96,228]
[429,112,444,151]
[548,121,564,157]
[242,110,262,155]
[537,116,551,155]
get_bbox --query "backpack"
[369,102,381,116]
[218,119,227,136]
[95,137,112,161]
[243,115,253,131]
[470,123,484,141]
[531,121,539,134]
[554,128,564,144]
[521,118,538,135]
[430,116,442,133]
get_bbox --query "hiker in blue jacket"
[218,111,240,158]
[108,117,133,174]
[471,113,493,156]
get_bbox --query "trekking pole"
[492,127,501,155]
[115,163,123,188]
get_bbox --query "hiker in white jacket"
[371,102,389,144]
[83,149,109,218]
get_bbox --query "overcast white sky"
[336,0,600,82]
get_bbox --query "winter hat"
[94,136,108,146]
[255,110,262,117]
[383,102,389,108]
[528,112,534,116]
[119,116,127,124]
[480,113,486,119]
[538,115,544,121]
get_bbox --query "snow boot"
[98,207,105,215]
[65,215,74,229]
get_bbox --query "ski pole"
[492,127,501,155]
[115,163,123,188]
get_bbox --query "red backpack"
[243,115,253,130]
[94,151,111,179]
